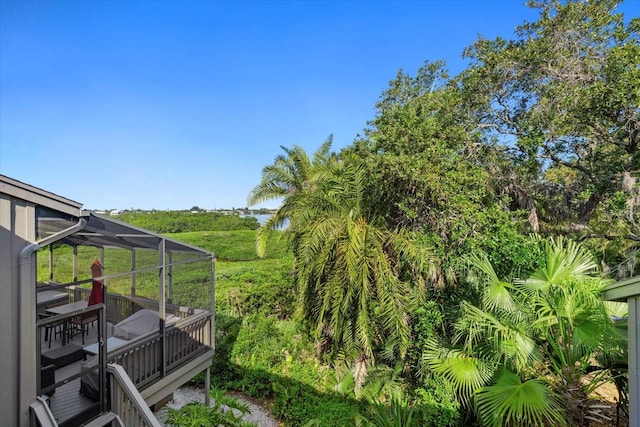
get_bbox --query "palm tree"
[247,136,334,257]
[291,153,432,393]
[249,143,433,394]
[424,236,626,426]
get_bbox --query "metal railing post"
[159,239,166,378]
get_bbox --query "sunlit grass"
[36,229,293,311]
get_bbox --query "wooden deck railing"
[110,332,163,389]
[107,364,162,427]
[29,396,57,427]
[104,309,212,391]
[167,311,211,369]
[69,287,201,323]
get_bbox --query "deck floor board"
[41,319,113,425]
[35,304,213,426]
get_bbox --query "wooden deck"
[36,298,214,427]
[41,319,113,426]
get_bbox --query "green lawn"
[37,229,293,311]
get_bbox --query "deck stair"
[83,412,124,427]
[31,362,163,427]
[107,363,162,427]
[29,396,57,427]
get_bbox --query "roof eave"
[603,275,640,302]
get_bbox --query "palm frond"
[423,341,494,406]
[476,368,566,427]
[456,302,538,371]
[604,300,628,319]
[313,134,334,164]
[523,236,598,291]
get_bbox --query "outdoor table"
[36,290,68,312]
[83,337,129,357]
[46,301,88,345]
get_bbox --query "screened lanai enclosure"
[31,209,216,426]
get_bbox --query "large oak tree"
[461,0,640,273]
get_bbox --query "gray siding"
[0,194,36,426]
[1,175,82,427]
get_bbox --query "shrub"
[164,399,256,427]
[231,314,284,369]
[229,369,275,399]
[356,397,421,427]
[210,315,244,386]
[412,384,460,427]
[120,210,260,233]
[272,380,359,426]
[216,263,295,318]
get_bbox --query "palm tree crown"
[249,141,433,393]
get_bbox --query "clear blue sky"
[1,1,637,210]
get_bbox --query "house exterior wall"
[0,175,82,426]
[0,193,36,426]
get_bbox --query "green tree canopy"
[460,0,640,271]
[351,60,537,283]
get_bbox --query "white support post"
[206,256,215,408]
[159,240,166,322]
[48,244,53,281]
[204,367,211,406]
[167,252,173,304]
[210,256,215,354]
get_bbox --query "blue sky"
[1,1,637,210]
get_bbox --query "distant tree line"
[119,210,260,233]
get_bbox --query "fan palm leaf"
[518,236,598,293]
[424,340,494,407]
[476,368,566,427]
[465,253,518,313]
[424,236,626,426]
[456,301,538,372]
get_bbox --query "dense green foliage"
[206,230,459,426]
[424,237,627,426]
[164,389,256,427]
[347,0,640,278]
[242,1,636,425]
[120,210,260,233]
[169,230,289,262]
[458,0,640,273]
[39,2,637,425]
[249,141,436,393]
